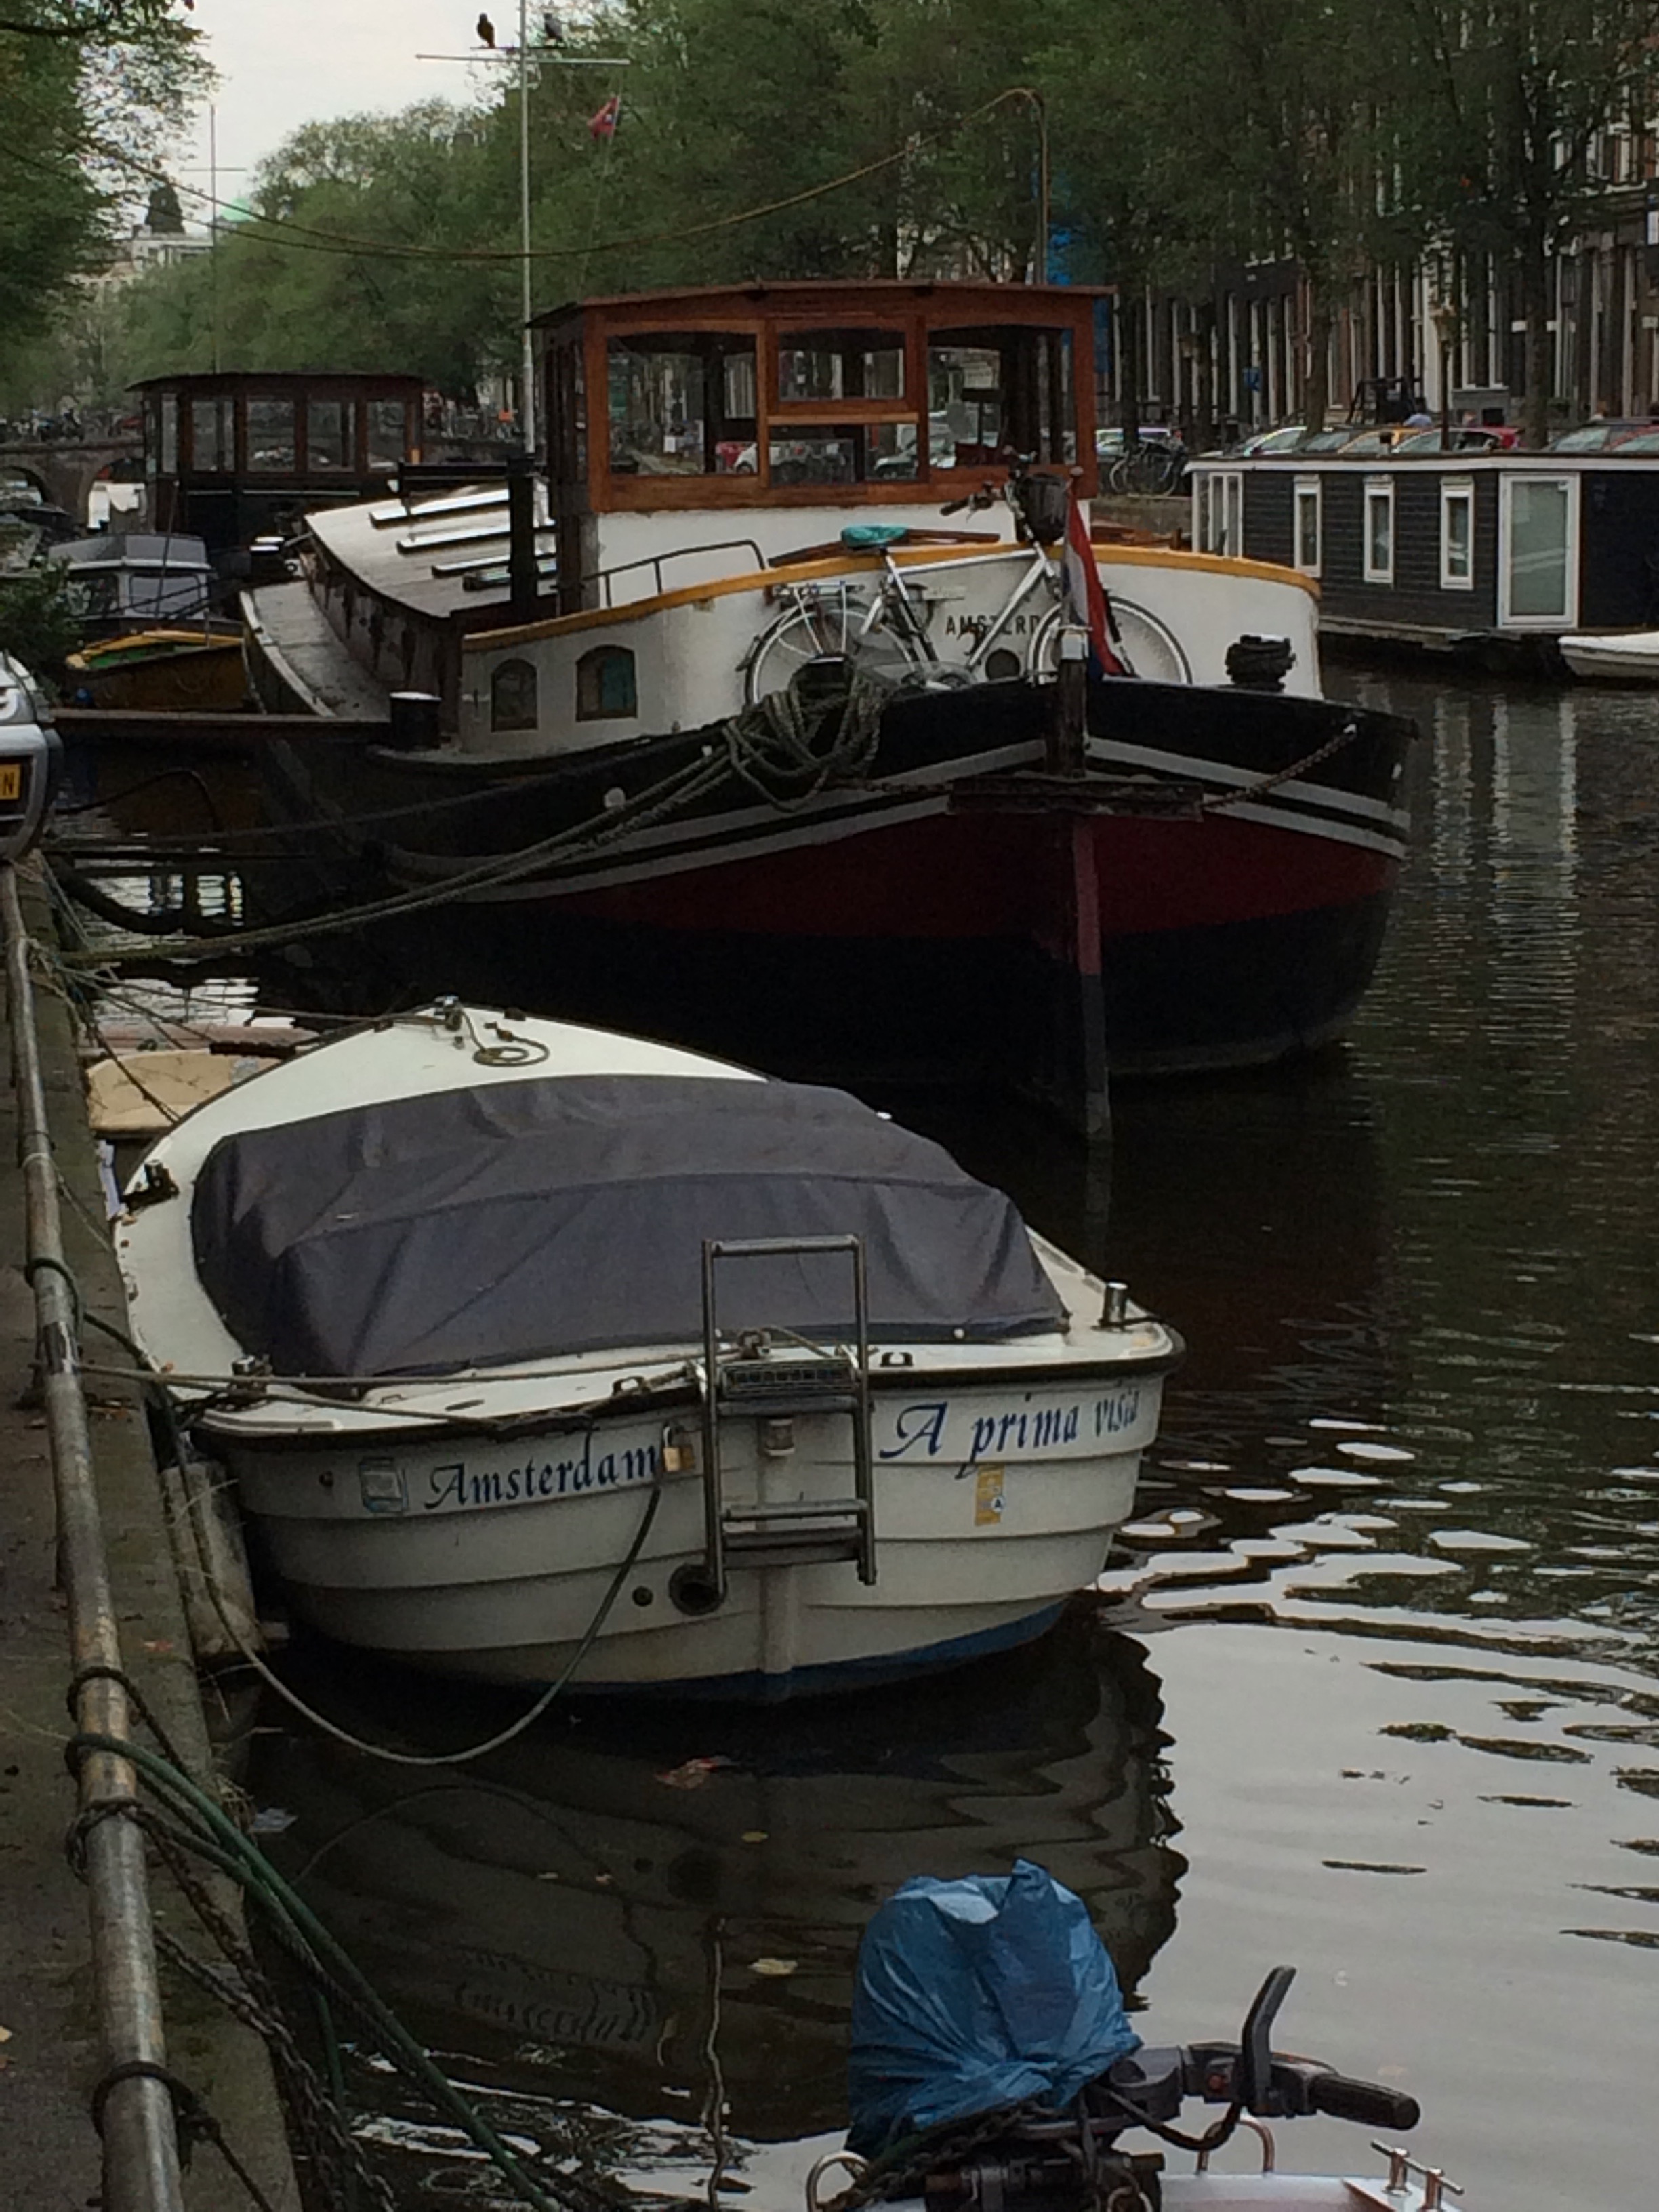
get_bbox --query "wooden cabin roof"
[533,279,1109,336]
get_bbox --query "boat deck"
[242,577,393,717]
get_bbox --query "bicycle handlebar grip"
[1308,2074,1420,2131]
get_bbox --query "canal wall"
[0,857,299,2207]
[1091,492,1190,541]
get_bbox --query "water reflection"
[254,1613,1180,2183]
[64,676,1659,2211]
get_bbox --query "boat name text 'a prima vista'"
[349,1389,1150,1518]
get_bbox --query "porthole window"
[577,644,638,720]
[985,647,1022,682]
[491,657,539,731]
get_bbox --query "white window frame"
[1363,475,1395,585]
[1496,471,1580,628]
[1194,468,1243,557]
[1440,478,1475,590]
[1292,474,1321,576]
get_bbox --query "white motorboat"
[116,1000,1180,1698]
[1558,626,1659,681]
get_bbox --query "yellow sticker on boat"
[0,766,20,802]
[974,1464,1005,1527]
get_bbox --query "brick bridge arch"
[0,439,143,523]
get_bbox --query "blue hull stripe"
[573,1603,1068,1704]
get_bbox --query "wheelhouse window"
[928,327,1076,468]
[607,333,758,478]
[1441,478,1475,590]
[1293,475,1321,575]
[490,658,539,732]
[367,399,409,473]
[777,327,905,404]
[1364,477,1395,584]
[576,644,638,719]
[156,394,178,476]
[307,398,352,471]
[247,396,297,472]
[190,396,228,472]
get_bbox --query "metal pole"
[1,865,186,2212]
[518,0,537,453]
[209,104,220,375]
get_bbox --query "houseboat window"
[490,657,539,731]
[928,337,1004,464]
[1034,331,1078,465]
[247,396,297,472]
[190,397,228,472]
[777,328,905,403]
[1441,480,1475,589]
[928,327,1076,467]
[607,333,758,478]
[762,424,924,483]
[1294,476,1321,575]
[576,644,638,720]
[1501,474,1574,621]
[158,394,178,476]
[307,398,352,471]
[367,399,408,472]
[1195,469,1242,556]
[1364,477,1395,583]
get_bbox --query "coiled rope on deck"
[49,662,892,966]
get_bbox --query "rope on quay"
[46,667,893,969]
[62,1721,596,2212]
[1,859,188,2212]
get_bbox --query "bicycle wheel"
[743,583,924,705]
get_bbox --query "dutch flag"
[1063,490,1132,678]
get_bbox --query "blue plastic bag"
[846,1859,1141,2156]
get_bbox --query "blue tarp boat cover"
[846,1860,1140,2156]
[188,1073,1067,1379]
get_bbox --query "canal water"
[74,668,1657,2208]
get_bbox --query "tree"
[0,0,204,384]
[1397,0,1659,446]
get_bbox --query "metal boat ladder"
[696,1235,877,1605]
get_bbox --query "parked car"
[1547,420,1650,453]
[1237,424,1309,456]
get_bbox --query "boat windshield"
[607,331,759,478]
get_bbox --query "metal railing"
[2,863,186,2212]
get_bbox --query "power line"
[56,85,1043,268]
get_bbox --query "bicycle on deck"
[741,469,1082,705]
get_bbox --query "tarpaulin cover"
[846,1859,1140,2156]
[189,1073,1066,1378]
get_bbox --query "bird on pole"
[476,12,496,46]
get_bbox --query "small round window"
[491,657,538,731]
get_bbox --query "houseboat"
[136,369,427,567]
[241,281,1414,1132]
[1189,441,1659,672]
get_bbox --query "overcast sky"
[173,0,505,216]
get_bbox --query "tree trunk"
[1519,221,1551,449]
[1303,279,1333,435]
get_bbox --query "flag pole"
[518,0,535,451]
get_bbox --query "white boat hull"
[1559,628,1659,680]
[118,1002,1179,1699]
[220,1374,1160,1694]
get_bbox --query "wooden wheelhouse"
[534,281,1104,613]
[136,371,426,554]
